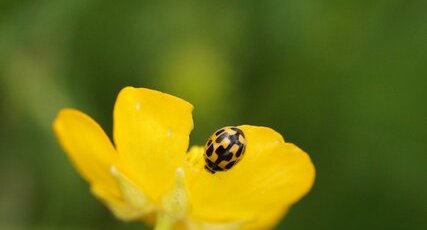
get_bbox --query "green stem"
[154,213,175,230]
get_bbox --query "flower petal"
[113,87,194,203]
[53,109,119,196]
[185,125,315,230]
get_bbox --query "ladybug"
[204,126,246,174]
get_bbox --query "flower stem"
[154,213,175,230]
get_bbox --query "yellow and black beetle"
[203,126,246,174]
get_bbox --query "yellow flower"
[53,87,315,230]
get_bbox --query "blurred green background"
[1,0,426,229]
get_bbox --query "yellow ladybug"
[204,126,246,174]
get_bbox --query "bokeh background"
[1,0,426,229]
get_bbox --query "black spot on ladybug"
[204,158,224,173]
[225,161,236,169]
[231,127,240,132]
[215,132,228,143]
[232,127,244,137]
[206,144,214,157]
[235,145,244,158]
[215,145,226,155]
[215,129,225,136]
[227,134,238,143]
[214,146,233,164]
